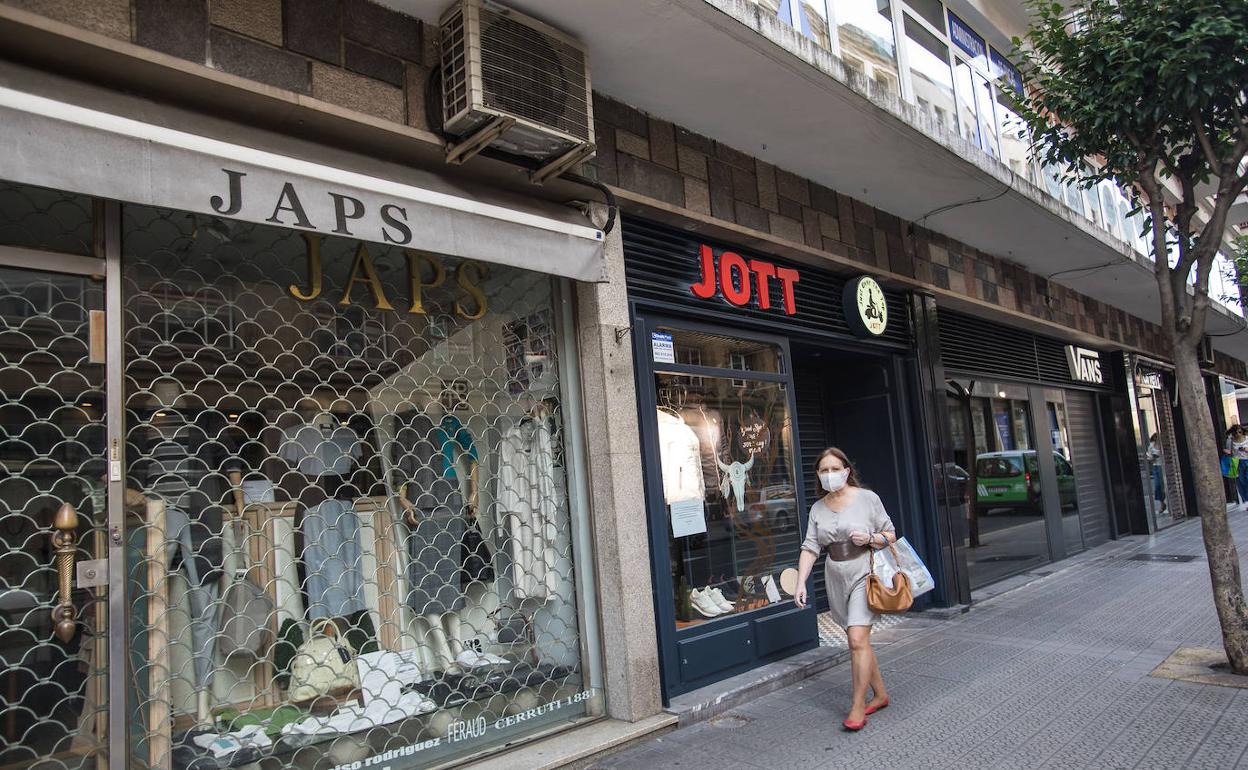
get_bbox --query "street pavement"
[590,507,1248,770]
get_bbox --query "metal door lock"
[110,524,123,545]
[77,559,107,588]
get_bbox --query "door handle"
[51,502,78,643]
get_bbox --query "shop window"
[903,14,957,135]
[651,330,799,629]
[833,0,901,98]
[119,204,596,769]
[947,381,1051,589]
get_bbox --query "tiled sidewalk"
[590,509,1248,770]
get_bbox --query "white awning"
[0,84,606,282]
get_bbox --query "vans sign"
[1065,346,1104,384]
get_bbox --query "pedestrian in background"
[1147,433,1167,514]
[1226,425,1248,508]
[794,447,895,732]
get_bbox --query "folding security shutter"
[793,365,831,612]
[1065,391,1112,547]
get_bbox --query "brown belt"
[825,541,867,561]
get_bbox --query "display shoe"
[707,587,735,613]
[689,588,724,618]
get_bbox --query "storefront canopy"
[0,82,606,282]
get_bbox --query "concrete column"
[574,205,663,722]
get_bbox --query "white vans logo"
[1065,346,1103,384]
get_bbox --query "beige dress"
[801,488,895,628]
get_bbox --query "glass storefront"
[651,329,800,627]
[0,182,600,769]
[947,381,1050,588]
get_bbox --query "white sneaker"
[689,588,724,617]
[708,587,735,612]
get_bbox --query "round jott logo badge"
[844,276,888,337]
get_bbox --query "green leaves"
[1014,0,1248,262]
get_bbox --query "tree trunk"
[1171,337,1248,674]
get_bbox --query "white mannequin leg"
[443,612,463,658]
[422,612,457,673]
[196,690,211,726]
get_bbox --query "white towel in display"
[496,419,562,601]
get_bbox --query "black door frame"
[631,309,818,699]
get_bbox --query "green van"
[975,450,1077,512]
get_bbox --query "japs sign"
[1066,346,1104,384]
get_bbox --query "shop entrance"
[791,346,923,612]
[0,259,111,768]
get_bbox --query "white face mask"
[819,469,850,493]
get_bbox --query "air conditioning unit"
[1199,334,1216,368]
[440,0,595,182]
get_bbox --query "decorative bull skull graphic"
[718,454,755,513]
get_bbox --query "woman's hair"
[1150,432,1159,442]
[814,447,863,493]
[1232,425,1245,438]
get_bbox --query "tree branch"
[1232,101,1248,146]
[1193,111,1222,170]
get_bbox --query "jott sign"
[690,244,800,315]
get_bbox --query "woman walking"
[794,447,896,731]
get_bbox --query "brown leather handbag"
[866,543,913,614]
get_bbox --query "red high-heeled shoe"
[865,698,890,715]
[842,716,868,731]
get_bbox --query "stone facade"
[5,0,430,124]
[4,0,1245,385]
[589,93,1200,365]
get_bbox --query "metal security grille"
[120,205,590,770]
[0,259,108,769]
[1064,391,1112,547]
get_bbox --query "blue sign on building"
[947,11,986,60]
[990,48,1024,94]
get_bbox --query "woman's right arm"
[794,549,817,609]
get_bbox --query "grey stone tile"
[344,40,404,86]
[342,0,422,61]
[283,0,340,64]
[136,0,207,62]
[210,28,310,93]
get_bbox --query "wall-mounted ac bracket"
[446,115,516,165]
[530,143,596,185]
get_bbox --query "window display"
[121,205,594,769]
[651,329,800,627]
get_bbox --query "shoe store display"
[689,588,725,617]
[707,587,735,613]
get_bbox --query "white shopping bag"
[891,537,935,598]
[870,546,902,590]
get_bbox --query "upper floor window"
[902,13,956,135]
[833,0,901,98]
